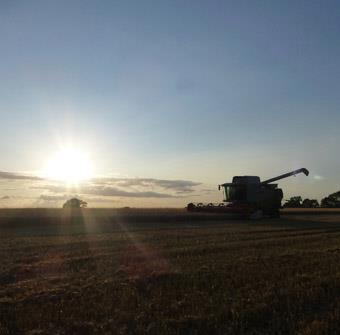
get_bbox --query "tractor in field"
[187,168,309,218]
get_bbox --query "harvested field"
[1,209,340,334]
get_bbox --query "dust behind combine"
[1,208,340,334]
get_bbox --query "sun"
[44,149,93,183]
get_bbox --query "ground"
[1,209,340,334]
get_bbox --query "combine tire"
[250,210,263,220]
[269,210,280,218]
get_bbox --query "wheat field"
[1,209,340,334]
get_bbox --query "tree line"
[283,191,340,208]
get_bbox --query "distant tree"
[321,191,340,208]
[302,198,319,208]
[283,196,302,208]
[62,198,87,209]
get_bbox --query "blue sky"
[0,1,339,206]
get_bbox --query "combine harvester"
[187,168,309,218]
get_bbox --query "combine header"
[187,168,309,218]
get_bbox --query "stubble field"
[1,208,340,334]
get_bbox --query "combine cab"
[187,168,309,218]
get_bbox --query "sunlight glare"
[44,149,93,183]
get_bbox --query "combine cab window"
[225,185,247,202]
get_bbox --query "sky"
[0,0,340,207]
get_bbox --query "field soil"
[1,208,340,334]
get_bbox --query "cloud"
[0,171,43,181]
[35,184,176,198]
[87,187,175,198]
[313,175,325,181]
[93,177,201,193]
[0,171,201,195]
[31,177,202,199]
[39,194,67,201]
[0,171,203,200]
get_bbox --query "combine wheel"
[250,209,263,220]
[269,209,280,218]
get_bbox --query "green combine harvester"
[187,168,309,218]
